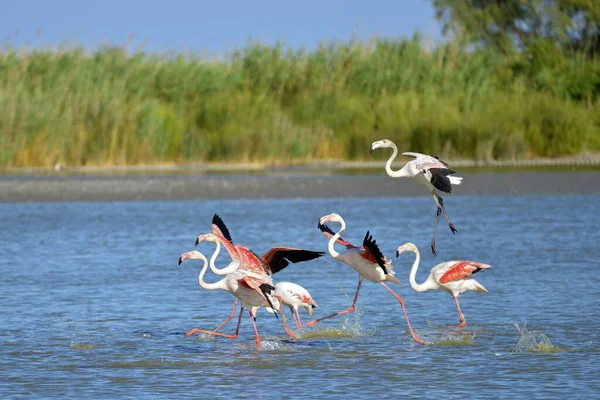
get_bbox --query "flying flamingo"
[369,139,463,256]
[396,242,491,327]
[193,214,323,335]
[178,248,297,352]
[264,282,319,329]
[306,213,425,345]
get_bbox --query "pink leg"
[185,306,244,339]
[275,296,296,338]
[380,282,425,345]
[294,308,303,329]
[304,278,363,327]
[206,298,238,337]
[449,296,467,328]
[249,308,261,352]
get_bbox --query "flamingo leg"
[380,282,425,345]
[185,306,244,339]
[304,278,363,327]
[431,193,442,256]
[449,296,467,328]
[249,307,261,352]
[275,296,296,338]
[294,308,303,329]
[206,298,238,337]
[437,195,457,235]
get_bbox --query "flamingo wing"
[318,223,359,249]
[237,274,278,312]
[438,261,491,284]
[360,231,390,274]
[211,213,239,260]
[403,152,450,167]
[422,167,456,194]
[261,247,325,275]
[236,246,271,275]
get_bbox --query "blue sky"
[1,0,441,55]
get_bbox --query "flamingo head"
[306,298,319,316]
[178,250,206,265]
[396,242,417,257]
[195,233,219,246]
[369,139,395,153]
[318,213,344,228]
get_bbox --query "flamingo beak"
[369,144,375,153]
[318,215,330,227]
[195,236,202,246]
[395,246,405,258]
[178,253,190,265]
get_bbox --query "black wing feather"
[362,231,388,275]
[212,213,234,244]
[267,249,325,275]
[428,168,454,194]
[318,223,348,243]
[258,283,278,319]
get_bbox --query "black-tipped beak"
[195,238,200,246]
[178,256,183,265]
[395,250,400,258]
[369,145,374,153]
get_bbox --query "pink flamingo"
[369,139,463,256]
[396,242,491,327]
[192,214,323,335]
[179,248,297,352]
[182,234,297,341]
[264,282,319,329]
[305,213,425,345]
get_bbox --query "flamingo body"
[396,242,491,327]
[369,139,463,256]
[265,281,318,328]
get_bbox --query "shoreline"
[1,171,599,203]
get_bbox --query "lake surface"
[1,194,599,398]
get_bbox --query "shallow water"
[1,194,599,398]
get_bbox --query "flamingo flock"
[177,139,492,351]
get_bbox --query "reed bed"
[1,36,599,167]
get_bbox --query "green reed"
[1,36,599,167]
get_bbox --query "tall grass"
[1,36,599,167]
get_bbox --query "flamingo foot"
[448,223,458,235]
[303,319,318,327]
[448,322,467,328]
[431,243,437,257]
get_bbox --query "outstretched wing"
[261,247,325,275]
[403,152,450,167]
[318,223,359,249]
[438,261,491,284]
[360,231,390,275]
[212,214,234,243]
[211,213,239,260]
[422,167,455,194]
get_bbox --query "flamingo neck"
[408,248,430,292]
[198,256,228,291]
[208,240,238,275]
[384,143,409,178]
[327,218,345,259]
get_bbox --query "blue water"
[1,194,599,399]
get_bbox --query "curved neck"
[198,256,228,291]
[327,218,346,259]
[408,248,429,292]
[208,240,239,275]
[384,143,407,178]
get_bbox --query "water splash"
[513,323,568,353]
[69,342,97,349]
[431,332,475,346]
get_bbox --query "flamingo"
[306,213,425,345]
[178,249,297,352]
[193,214,323,335]
[264,282,319,329]
[369,139,463,256]
[396,242,491,327]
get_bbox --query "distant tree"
[432,0,600,56]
